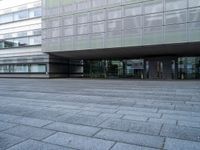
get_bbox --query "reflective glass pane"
[188,8,200,22]
[14,10,28,21]
[165,10,186,25]
[107,7,122,19]
[165,0,187,11]
[143,13,163,27]
[143,0,163,14]
[143,26,163,45]
[92,22,105,33]
[189,0,200,7]
[0,14,13,23]
[164,24,187,43]
[124,3,142,17]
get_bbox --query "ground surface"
[0,79,200,150]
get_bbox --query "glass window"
[14,37,29,47]
[123,28,142,46]
[189,0,200,7]
[165,0,187,11]
[92,0,106,7]
[91,10,105,22]
[107,7,122,19]
[77,13,89,24]
[77,24,89,35]
[164,24,187,43]
[63,3,76,14]
[90,33,104,48]
[143,13,163,27]
[77,0,91,10]
[143,26,163,45]
[50,18,61,28]
[63,15,74,26]
[0,65,9,73]
[124,3,142,17]
[51,28,60,37]
[4,39,15,48]
[124,16,142,29]
[0,14,13,24]
[3,33,13,39]
[0,41,4,48]
[17,31,27,37]
[64,26,74,36]
[165,10,186,25]
[29,36,41,45]
[143,0,163,14]
[29,7,41,18]
[33,29,42,35]
[30,64,46,73]
[108,0,121,5]
[188,22,200,42]
[14,10,28,21]
[92,22,105,33]
[14,65,29,73]
[107,19,122,32]
[188,8,200,22]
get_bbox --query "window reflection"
[0,64,46,73]
[0,35,41,49]
[0,7,41,24]
[14,10,28,21]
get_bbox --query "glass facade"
[0,64,46,73]
[42,0,200,52]
[0,7,41,24]
[178,57,200,79]
[84,59,144,79]
[0,29,41,49]
[84,57,200,79]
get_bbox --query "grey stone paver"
[0,122,17,132]
[95,129,164,149]
[0,133,25,150]
[0,79,200,150]
[178,121,200,128]
[43,132,114,150]
[117,110,161,118]
[148,118,177,125]
[164,138,200,150]
[111,143,158,150]
[3,125,55,140]
[160,124,200,142]
[0,114,21,122]
[43,122,100,136]
[7,139,72,150]
[57,114,108,127]
[8,117,53,127]
[123,115,148,121]
[99,119,162,135]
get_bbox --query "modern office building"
[0,0,69,78]
[42,0,200,79]
[0,0,48,78]
[1,0,200,79]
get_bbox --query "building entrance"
[145,57,177,80]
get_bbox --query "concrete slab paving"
[0,133,25,150]
[3,125,55,140]
[43,132,114,150]
[6,139,73,150]
[0,79,200,150]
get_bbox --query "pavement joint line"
[108,141,117,150]
[4,138,29,150]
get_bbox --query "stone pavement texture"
[0,79,200,150]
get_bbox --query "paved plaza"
[0,79,200,150]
